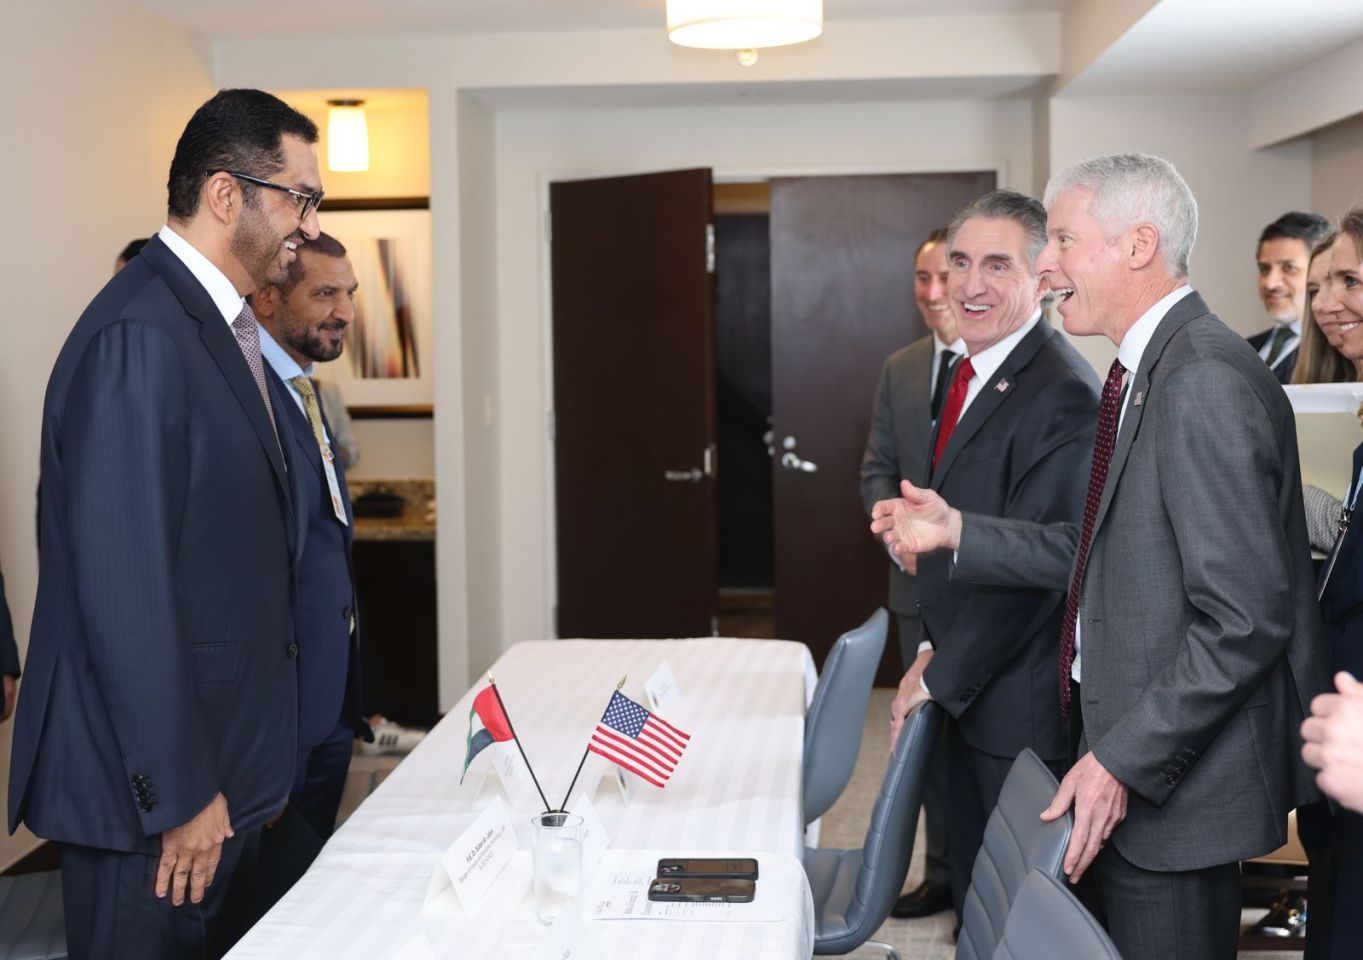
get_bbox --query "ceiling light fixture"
[666,0,823,67]
[326,99,369,173]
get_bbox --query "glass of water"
[531,812,583,925]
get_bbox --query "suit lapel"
[141,237,295,522]
[1089,292,1206,539]
[930,319,1050,488]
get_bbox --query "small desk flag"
[588,691,690,787]
[461,684,515,783]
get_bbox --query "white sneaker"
[358,717,427,755]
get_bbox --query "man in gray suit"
[860,226,962,918]
[873,153,1328,960]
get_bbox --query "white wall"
[1049,93,1313,373]
[1312,112,1363,221]
[0,0,213,871]
[346,420,436,480]
[490,96,1036,654]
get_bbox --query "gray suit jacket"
[860,336,937,614]
[953,292,1329,872]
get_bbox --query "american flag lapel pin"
[1133,390,1145,407]
[995,379,1010,393]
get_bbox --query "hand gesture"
[1041,752,1128,883]
[870,480,962,561]
[1302,671,1363,814]
[156,792,234,906]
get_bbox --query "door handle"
[780,451,818,473]
[665,468,704,483]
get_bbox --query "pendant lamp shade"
[327,100,369,173]
[666,0,823,50]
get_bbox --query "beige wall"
[0,1,213,871]
[1312,112,1363,223]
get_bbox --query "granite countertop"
[350,478,435,542]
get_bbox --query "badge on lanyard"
[321,445,349,526]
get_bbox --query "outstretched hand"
[870,479,962,560]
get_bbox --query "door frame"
[536,159,1010,637]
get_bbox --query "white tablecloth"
[226,638,817,959]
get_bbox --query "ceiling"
[128,0,1071,39]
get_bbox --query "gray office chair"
[805,700,942,958]
[803,608,888,825]
[957,749,1074,960]
[0,870,68,959]
[990,869,1121,960]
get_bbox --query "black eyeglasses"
[207,170,324,222]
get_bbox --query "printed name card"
[493,741,533,799]
[425,795,518,913]
[571,791,610,868]
[643,660,681,714]
[533,907,603,960]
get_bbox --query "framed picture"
[313,198,433,416]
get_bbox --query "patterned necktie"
[931,357,975,471]
[1264,325,1293,368]
[1058,358,1126,718]
[231,302,279,440]
[288,375,330,454]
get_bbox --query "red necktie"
[931,357,975,471]
[1058,359,1126,718]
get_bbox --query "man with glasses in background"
[9,88,322,959]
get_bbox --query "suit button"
[1166,774,1178,785]
[342,606,353,623]
[140,801,153,812]
[132,773,146,785]
[287,643,299,659]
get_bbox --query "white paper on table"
[566,791,610,868]
[424,794,518,913]
[533,907,603,960]
[493,741,535,800]
[1284,382,1363,413]
[584,868,786,923]
[643,660,681,714]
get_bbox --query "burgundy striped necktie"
[1058,358,1126,718]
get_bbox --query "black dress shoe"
[891,880,953,919]
[1245,891,1307,938]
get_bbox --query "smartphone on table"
[656,857,759,880]
[647,877,756,903]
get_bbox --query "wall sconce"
[327,99,369,173]
[666,0,823,66]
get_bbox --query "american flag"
[588,691,691,787]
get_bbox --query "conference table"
[225,638,819,959]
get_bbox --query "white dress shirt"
[157,225,243,326]
[1256,318,1301,369]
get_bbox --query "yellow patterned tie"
[287,375,329,453]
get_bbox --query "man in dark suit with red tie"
[884,190,1100,927]
[8,89,322,958]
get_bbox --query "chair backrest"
[847,699,943,939]
[990,869,1121,960]
[956,749,1074,960]
[0,870,68,959]
[803,608,888,824]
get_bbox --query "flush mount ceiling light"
[327,99,369,173]
[666,0,823,66]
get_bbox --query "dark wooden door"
[770,172,996,683]
[551,169,717,638]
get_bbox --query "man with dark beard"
[250,233,369,842]
[8,88,321,959]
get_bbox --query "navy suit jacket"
[919,319,1100,762]
[8,235,301,853]
[269,369,367,749]
[0,563,19,678]
[1320,442,1363,681]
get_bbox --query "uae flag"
[461,685,515,782]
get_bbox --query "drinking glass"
[530,812,583,925]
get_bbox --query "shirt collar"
[933,333,965,357]
[965,309,1042,384]
[258,325,315,382]
[157,224,244,326]
[1117,285,1194,374]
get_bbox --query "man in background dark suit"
[876,154,1328,960]
[860,226,962,918]
[1248,211,1331,384]
[885,190,1100,925]
[252,233,370,841]
[8,89,323,959]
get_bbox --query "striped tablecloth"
[226,638,818,959]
